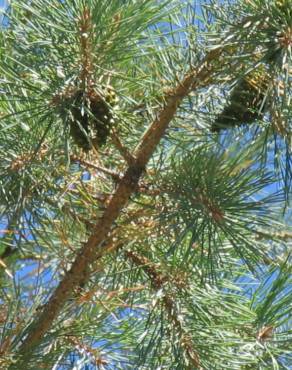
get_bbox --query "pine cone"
[211,68,269,132]
[68,90,91,151]
[54,85,117,151]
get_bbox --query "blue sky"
[0,0,7,24]
[0,0,7,9]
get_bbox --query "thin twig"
[110,129,136,166]
[125,250,201,369]
[70,154,121,181]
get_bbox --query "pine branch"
[255,228,292,242]
[65,336,109,368]
[125,250,201,369]
[16,48,222,357]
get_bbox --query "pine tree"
[0,0,291,369]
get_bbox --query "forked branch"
[17,48,221,355]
